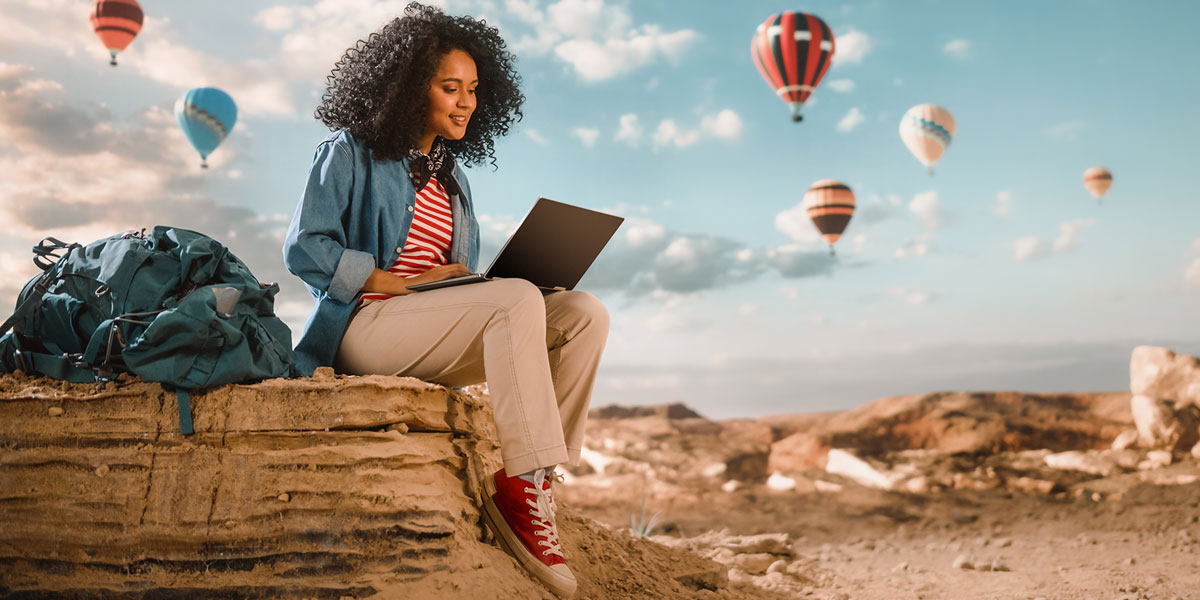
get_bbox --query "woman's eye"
[444,87,457,94]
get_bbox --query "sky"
[1,0,1198,419]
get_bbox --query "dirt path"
[566,481,1200,599]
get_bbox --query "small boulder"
[1131,346,1200,409]
[1111,429,1139,450]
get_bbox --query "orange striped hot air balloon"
[804,179,855,255]
[1082,166,1112,204]
[90,0,144,66]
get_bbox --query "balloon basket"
[200,161,209,169]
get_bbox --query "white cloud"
[514,0,699,82]
[1012,220,1094,261]
[833,29,871,66]
[909,191,944,229]
[1186,257,1200,286]
[555,26,699,83]
[888,287,935,305]
[652,119,700,150]
[736,303,760,317]
[525,128,549,145]
[624,218,666,247]
[1051,218,1096,252]
[615,113,642,147]
[546,0,632,39]
[620,109,742,151]
[851,233,869,255]
[994,191,1012,218]
[894,233,933,259]
[700,109,742,139]
[1012,235,1049,262]
[254,5,298,31]
[943,39,970,60]
[781,285,800,301]
[570,127,599,147]
[1046,120,1086,142]
[836,107,865,132]
[827,79,855,93]
[774,203,822,246]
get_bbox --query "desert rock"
[1131,346,1200,408]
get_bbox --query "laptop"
[405,197,624,293]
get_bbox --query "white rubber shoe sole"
[481,475,577,598]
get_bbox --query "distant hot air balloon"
[90,0,143,66]
[899,104,955,175]
[804,179,855,255]
[751,11,836,122]
[1082,167,1112,203]
[174,87,238,169]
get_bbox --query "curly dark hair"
[314,2,524,166]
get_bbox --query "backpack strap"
[20,349,97,383]
[175,388,195,435]
[0,271,59,337]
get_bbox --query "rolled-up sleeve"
[282,140,374,304]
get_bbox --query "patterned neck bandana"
[406,138,461,196]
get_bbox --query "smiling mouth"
[451,116,468,124]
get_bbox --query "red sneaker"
[481,467,576,598]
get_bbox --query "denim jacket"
[282,130,480,375]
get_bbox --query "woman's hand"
[362,263,472,296]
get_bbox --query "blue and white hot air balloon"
[174,87,237,169]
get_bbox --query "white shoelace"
[525,469,563,558]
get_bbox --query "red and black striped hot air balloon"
[804,179,855,255]
[90,0,144,66]
[751,11,836,122]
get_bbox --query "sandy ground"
[566,480,1200,600]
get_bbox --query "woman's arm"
[282,140,375,303]
[361,263,473,295]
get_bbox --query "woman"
[281,4,608,597]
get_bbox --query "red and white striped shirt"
[359,176,453,303]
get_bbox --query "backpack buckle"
[65,353,89,368]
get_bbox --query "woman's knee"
[488,278,545,312]
[560,290,609,333]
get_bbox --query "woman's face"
[425,48,478,142]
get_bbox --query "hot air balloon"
[174,87,238,169]
[90,0,143,66]
[751,11,836,122]
[899,104,955,175]
[804,179,855,255]
[1082,167,1112,203]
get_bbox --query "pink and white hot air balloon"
[899,104,956,175]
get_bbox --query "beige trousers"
[335,278,609,475]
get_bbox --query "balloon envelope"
[804,179,855,248]
[90,0,143,66]
[1082,166,1112,200]
[899,104,955,172]
[174,88,238,168]
[751,11,835,122]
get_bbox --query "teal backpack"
[0,226,295,434]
